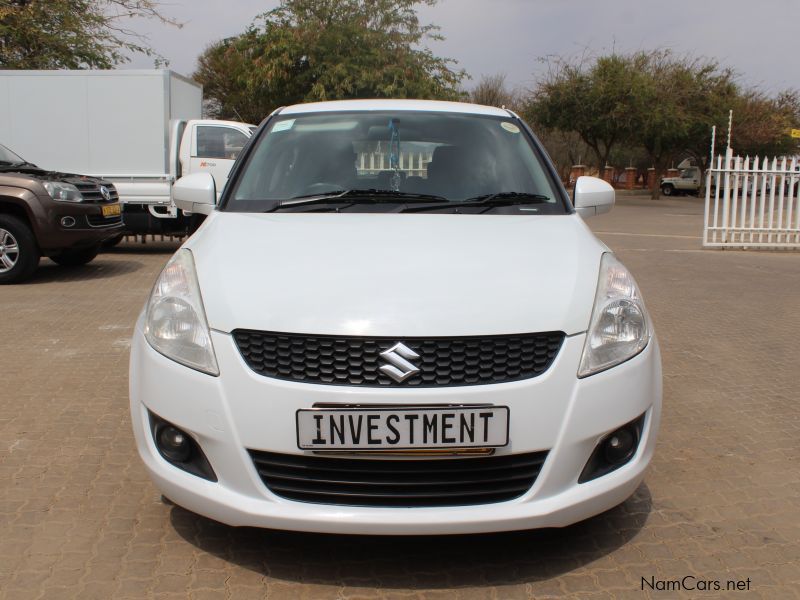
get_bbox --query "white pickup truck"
[660,166,702,196]
[0,70,254,237]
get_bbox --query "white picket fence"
[703,151,800,248]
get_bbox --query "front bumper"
[129,320,662,535]
[37,199,124,252]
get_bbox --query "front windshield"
[227,111,565,213]
[0,144,25,165]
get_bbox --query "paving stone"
[1,198,798,598]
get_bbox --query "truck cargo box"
[0,70,202,177]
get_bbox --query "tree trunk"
[650,164,664,199]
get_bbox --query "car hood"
[187,212,607,337]
[0,165,109,185]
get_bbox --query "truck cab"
[661,166,701,196]
[178,120,255,200]
[113,118,254,235]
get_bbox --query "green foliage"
[525,53,646,171]
[195,0,467,123]
[0,0,177,69]
[725,90,799,158]
[470,74,520,110]
[524,49,799,197]
[626,52,737,196]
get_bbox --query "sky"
[126,0,799,94]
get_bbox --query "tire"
[50,244,100,267]
[0,214,40,284]
[661,184,674,196]
[101,234,125,249]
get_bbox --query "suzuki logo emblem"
[379,342,420,383]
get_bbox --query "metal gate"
[704,149,800,249]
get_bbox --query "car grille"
[249,450,549,507]
[73,181,119,204]
[232,330,565,387]
[86,214,123,227]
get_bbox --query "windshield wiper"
[401,191,551,213]
[265,189,448,212]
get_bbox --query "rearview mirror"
[573,176,615,218]
[173,173,216,215]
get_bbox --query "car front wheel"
[50,245,100,267]
[0,215,40,284]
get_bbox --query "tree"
[195,0,466,123]
[525,50,794,198]
[534,128,590,183]
[470,74,520,110]
[727,90,799,158]
[627,52,738,197]
[526,53,643,172]
[0,0,178,69]
[618,52,800,197]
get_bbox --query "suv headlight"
[144,249,219,376]
[43,181,83,202]
[578,253,651,378]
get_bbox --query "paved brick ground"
[1,195,798,599]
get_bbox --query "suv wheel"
[661,184,675,196]
[0,214,40,284]
[50,244,100,267]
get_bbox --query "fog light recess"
[578,413,645,484]
[157,426,192,463]
[60,216,76,228]
[149,412,217,482]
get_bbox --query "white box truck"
[0,70,254,236]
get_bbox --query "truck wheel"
[661,184,674,196]
[0,215,40,284]
[50,245,100,267]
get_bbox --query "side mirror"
[573,176,615,218]
[173,173,217,215]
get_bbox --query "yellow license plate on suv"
[102,203,121,217]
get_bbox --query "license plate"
[101,203,121,217]
[296,406,509,450]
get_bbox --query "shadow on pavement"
[24,258,144,284]
[171,483,652,588]
[103,241,181,255]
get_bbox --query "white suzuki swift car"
[130,99,661,535]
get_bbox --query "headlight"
[144,249,219,376]
[578,253,651,378]
[43,181,83,202]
